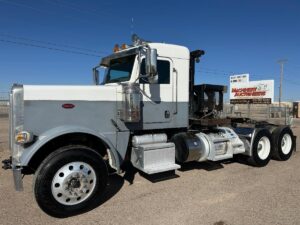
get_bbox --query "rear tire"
[248,129,272,167]
[271,126,295,161]
[33,145,108,218]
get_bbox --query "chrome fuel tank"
[172,132,210,163]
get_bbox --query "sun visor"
[100,47,140,67]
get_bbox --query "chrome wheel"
[257,136,271,160]
[51,162,96,206]
[281,133,292,155]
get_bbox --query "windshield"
[104,55,136,83]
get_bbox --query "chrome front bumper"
[12,166,23,191]
[2,158,23,191]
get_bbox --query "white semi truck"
[2,35,296,217]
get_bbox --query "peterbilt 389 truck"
[2,35,296,217]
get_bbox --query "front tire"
[33,145,108,218]
[248,129,272,167]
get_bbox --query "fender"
[234,127,271,157]
[20,125,121,172]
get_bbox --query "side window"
[140,59,170,84]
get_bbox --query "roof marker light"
[113,44,119,52]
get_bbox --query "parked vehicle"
[2,35,296,217]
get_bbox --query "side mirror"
[145,47,158,83]
[93,67,99,85]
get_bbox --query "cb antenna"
[130,17,134,35]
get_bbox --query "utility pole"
[277,59,287,107]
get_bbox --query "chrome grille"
[9,85,24,164]
[9,93,13,151]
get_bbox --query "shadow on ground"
[179,161,225,172]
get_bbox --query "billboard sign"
[230,74,249,83]
[230,80,274,104]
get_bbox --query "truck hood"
[23,85,118,101]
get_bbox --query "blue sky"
[0,0,299,101]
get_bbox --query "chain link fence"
[0,92,9,118]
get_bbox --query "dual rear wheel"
[249,127,294,167]
[272,126,294,161]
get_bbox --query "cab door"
[139,57,175,125]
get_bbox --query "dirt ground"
[0,117,300,225]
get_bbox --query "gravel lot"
[1,117,300,225]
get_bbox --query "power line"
[284,78,300,86]
[288,62,300,69]
[57,0,143,26]
[198,68,242,77]
[0,0,48,14]
[1,0,140,35]
[285,67,299,75]
[0,33,109,54]
[200,67,237,74]
[198,69,230,76]
[0,0,92,23]
[42,0,139,27]
[198,69,274,80]
[200,67,251,77]
[43,0,100,17]
[0,39,103,57]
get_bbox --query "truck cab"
[100,42,190,129]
